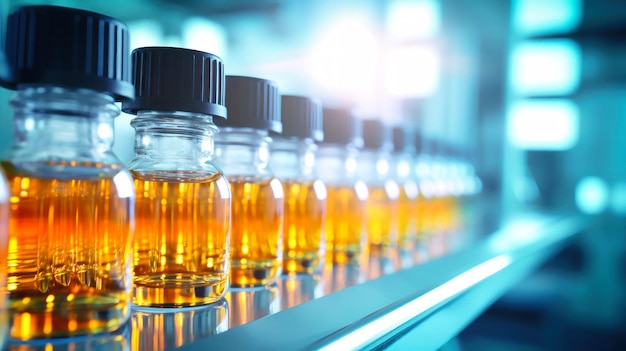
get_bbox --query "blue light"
[575,177,609,215]
[513,0,582,35]
[511,40,581,95]
[386,0,441,40]
[508,99,579,150]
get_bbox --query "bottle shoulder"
[1,159,127,180]
[128,157,226,175]
[129,169,228,184]
[1,160,135,199]
[5,146,124,166]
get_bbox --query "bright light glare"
[514,0,582,35]
[310,17,379,101]
[112,113,135,165]
[385,180,401,201]
[387,0,440,40]
[127,20,163,50]
[489,217,543,252]
[182,17,227,60]
[270,178,285,200]
[575,177,609,215]
[0,172,7,201]
[112,171,135,199]
[355,181,369,201]
[508,99,579,150]
[511,40,580,95]
[385,46,439,97]
[319,255,511,351]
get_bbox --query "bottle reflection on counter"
[6,321,131,351]
[131,299,229,351]
[226,284,280,328]
[322,263,363,296]
[280,274,323,311]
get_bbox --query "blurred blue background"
[1,0,625,349]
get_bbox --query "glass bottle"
[390,126,420,257]
[316,108,368,266]
[414,134,436,255]
[122,47,231,307]
[270,95,326,275]
[425,139,449,256]
[214,76,284,288]
[358,119,400,259]
[444,145,465,239]
[458,149,482,237]
[0,169,7,347]
[0,6,135,339]
[0,4,9,343]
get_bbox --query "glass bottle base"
[325,247,362,265]
[230,259,281,288]
[132,274,228,308]
[9,292,129,340]
[283,251,321,275]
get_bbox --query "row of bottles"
[0,4,481,342]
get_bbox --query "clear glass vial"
[414,133,436,248]
[390,126,419,253]
[357,119,400,258]
[316,108,368,265]
[122,47,231,307]
[429,141,452,241]
[0,171,8,347]
[0,6,135,339]
[270,95,326,275]
[214,76,284,288]
[0,5,10,344]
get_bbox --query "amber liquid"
[0,176,9,347]
[416,193,433,238]
[325,184,367,265]
[1,161,133,340]
[131,171,230,307]
[366,185,398,257]
[396,181,419,252]
[438,194,460,255]
[425,195,448,257]
[229,177,283,287]
[282,180,326,274]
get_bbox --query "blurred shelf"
[526,24,626,42]
[515,81,626,100]
[2,213,584,351]
[177,213,584,351]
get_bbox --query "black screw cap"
[279,95,323,141]
[122,47,226,118]
[321,107,363,148]
[361,118,391,151]
[0,5,133,101]
[215,75,282,133]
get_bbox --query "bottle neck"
[357,149,391,183]
[131,111,218,164]
[415,154,433,180]
[9,86,120,163]
[316,143,359,184]
[270,137,317,180]
[391,152,414,181]
[214,127,272,176]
